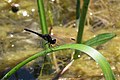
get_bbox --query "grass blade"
[83,33,116,46]
[1,44,115,80]
[74,0,90,59]
[37,0,48,34]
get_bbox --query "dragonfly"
[24,28,56,45]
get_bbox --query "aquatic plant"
[1,0,116,80]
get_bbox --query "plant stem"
[76,0,80,20]
[37,0,48,34]
[37,0,52,75]
[74,0,90,59]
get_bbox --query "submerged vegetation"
[0,0,120,80]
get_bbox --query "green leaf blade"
[1,44,115,80]
[83,33,116,46]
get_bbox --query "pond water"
[0,0,120,80]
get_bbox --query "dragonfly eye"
[51,39,56,44]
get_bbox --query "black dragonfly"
[24,28,56,45]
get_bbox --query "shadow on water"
[1,68,36,80]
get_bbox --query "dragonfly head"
[51,38,56,44]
